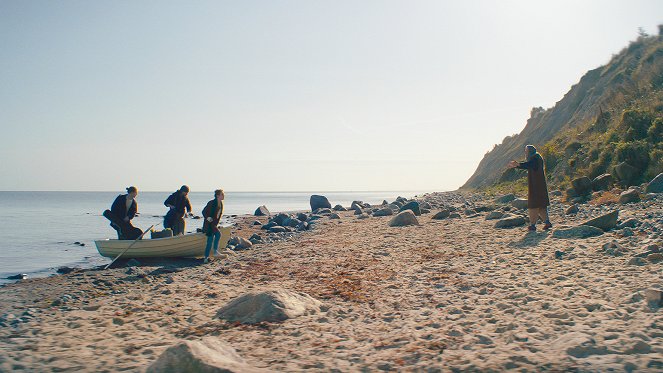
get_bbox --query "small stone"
[628,257,647,266]
[644,288,663,308]
[494,215,526,228]
[647,253,663,263]
[565,204,579,215]
[511,198,529,210]
[485,211,504,220]
[619,189,641,204]
[431,210,450,220]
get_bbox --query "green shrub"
[615,140,651,170]
[646,148,663,180]
[620,109,652,140]
[648,117,663,141]
[540,142,562,171]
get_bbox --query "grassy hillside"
[463,29,663,193]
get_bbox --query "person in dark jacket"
[164,185,192,236]
[202,189,224,263]
[508,145,552,231]
[105,186,142,239]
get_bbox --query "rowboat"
[94,226,232,259]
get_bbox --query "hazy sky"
[1,1,661,192]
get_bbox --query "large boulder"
[619,189,640,204]
[399,201,421,216]
[571,177,593,196]
[614,162,640,185]
[591,174,613,192]
[494,215,526,228]
[552,226,604,239]
[646,173,663,193]
[431,210,450,220]
[310,195,331,212]
[216,290,321,324]
[495,194,516,204]
[146,337,264,373]
[254,205,270,216]
[389,210,420,227]
[582,210,619,231]
[511,198,529,210]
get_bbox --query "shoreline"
[1,190,662,371]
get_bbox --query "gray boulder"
[495,194,516,204]
[399,201,421,216]
[272,213,290,226]
[216,290,321,324]
[268,226,287,233]
[614,162,639,185]
[582,210,619,231]
[329,213,340,219]
[431,210,450,220]
[353,208,363,215]
[254,205,270,216]
[236,237,253,250]
[147,337,264,373]
[511,198,529,210]
[591,174,613,192]
[389,210,419,227]
[565,204,579,215]
[332,204,347,211]
[485,211,504,220]
[619,189,640,204]
[420,201,432,210]
[552,226,604,239]
[494,215,526,228]
[350,201,365,211]
[373,208,394,217]
[646,173,663,193]
[310,195,331,211]
[572,177,593,196]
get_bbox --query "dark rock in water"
[216,290,321,324]
[495,194,516,204]
[511,198,529,210]
[310,195,331,211]
[432,210,450,220]
[619,189,640,204]
[572,177,593,196]
[297,213,308,222]
[494,215,526,228]
[389,210,419,227]
[373,208,393,217]
[592,174,613,191]
[614,162,639,185]
[399,201,421,216]
[7,274,27,280]
[645,173,663,193]
[57,266,76,274]
[565,204,579,215]
[146,337,263,373]
[268,226,287,233]
[582,210,619,231]
[126,259,141,267]
[332,204,347,211]
[552,226,604,239]
[254,205,270,216]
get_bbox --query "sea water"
[0,191,421,284]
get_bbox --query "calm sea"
[0,191,421,284]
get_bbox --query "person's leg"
[527,208,537,231]
[204,235,213,262]
[541,207,552,229]
[213,231,221,255]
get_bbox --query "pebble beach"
[1,189,662,372]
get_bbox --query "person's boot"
[543,221,553,230]
[527,224,536,232]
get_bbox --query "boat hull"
[94,227,231,259]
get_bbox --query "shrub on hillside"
[648,117,662,141]
[620,109,652,141]
[616,140,651,172]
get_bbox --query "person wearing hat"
[202,189,224,263]
[164,185,192,235]
[508,145,552,231]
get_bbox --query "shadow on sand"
[508,231,550,249]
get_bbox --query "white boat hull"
[94,227,231,259]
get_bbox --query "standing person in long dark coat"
[202,189,224,264]
[105,186,142,239]
[508,145,552,231]
[164,185,192,236]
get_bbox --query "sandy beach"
[1,190,662,372]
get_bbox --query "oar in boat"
[104,223,158,270]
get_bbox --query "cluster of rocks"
[565,172,662,204]
[0,308,38,328]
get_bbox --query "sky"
[0,0,661,192]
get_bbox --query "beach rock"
[647,253,663,263]
[645,288,663,309]
[628,257,647,266]
[614,162,639,185]
[56,266,77,274]
[373,208,393,217]
[551,190,563,197]
[495,194,516,204]
[353,208,364,215]
[261,221,277,230]
[420,208,431,214]
[494,215,526,228]
[350,201,364,211]
[309,195,331,212]
[357,213,369,219]
[268,226,287,233]
[511,198,529,210]
[566,188,578,199]
[582,210,619,231]
[552,226,604,239]
[399,201,421,216]
[420,201,432,210]
[572,177,593,196]
[252,220,261,226]
[485,211,504,220]
[216,290,321,324]
[286,218,300,228]
[146,337,264,373]
[296,222,309,231]
[315,208,332,215]
[431,210,450,220]
[249,234,262,244]
[617,218,640,229]
[619,189,640,204]
[600,241,627,256]
[565,204,579,215]
[332,205,347,211]
[297,213,308,222]
[621,227,635,237]
[272,213,290,226]
[592,174,614,191]
[449,212,462,219]
[645,173,663,193]
[329,213,340,220]
[389,210,419,227]
[236,237,253,250]
[254,205,270,216]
